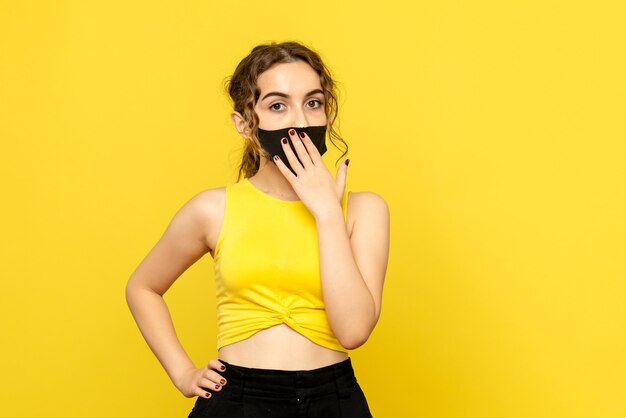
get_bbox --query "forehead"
[256,61,322,96]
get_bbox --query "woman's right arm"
[125,189,227,398]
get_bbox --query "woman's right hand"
[176,359,228,398]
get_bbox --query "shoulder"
[191,185,227,208]
[345,190,389,236]
[347,190,389,218]
[176,185,226,228]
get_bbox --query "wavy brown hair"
[223,41,348,181]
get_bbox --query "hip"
[187,357,373,418]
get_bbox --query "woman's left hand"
[273,128,349,220]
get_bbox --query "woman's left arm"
[273,129,390,350]
[315,193,390,349]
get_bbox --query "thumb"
[336,158,350,198]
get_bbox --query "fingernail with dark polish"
[220,379,226,384]
[289,129,295,135]
[281,138,288,144]
[215,384,220,389]
[345,159,350,166]
[299,131,305,138]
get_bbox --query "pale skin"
[125,61,390,400]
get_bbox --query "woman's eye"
[269,100,323,112]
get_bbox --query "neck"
[249,159,299,200]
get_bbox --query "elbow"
[339,336,368,350]
[125,274,161,302]
[125,277,138,308]
[337,327,373,350]
[336,309,380,350]
[124,275,147,308]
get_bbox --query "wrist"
[171,363,196,389]
[314,204,344,225]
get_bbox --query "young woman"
[126,41,390,417]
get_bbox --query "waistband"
[217,357,357,400]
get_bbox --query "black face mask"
[257,125,327,176]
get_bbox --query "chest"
[214,207,323,297]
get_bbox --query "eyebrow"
[261,88,324,102]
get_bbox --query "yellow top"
[213,178,350,353]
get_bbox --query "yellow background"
[1,1,625,417]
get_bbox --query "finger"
[273,154,298,182]
[297,131,323,165]
[194,386,212,399]
[199,377,223,391]
[280,136,304,174]
[208,359,226,373]
[336,159,349,199]
[289,129,313,168]
[203,368,227,385]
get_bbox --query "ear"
[230,111,249,137]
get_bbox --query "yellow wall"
[1,1,625,417]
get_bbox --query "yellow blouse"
[213,178,350,353]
